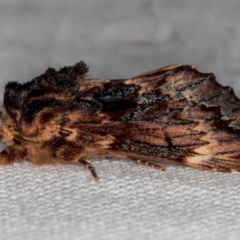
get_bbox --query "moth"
[1,61,240,181]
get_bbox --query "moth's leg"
[78,159,99,181]
[0,147,27,165]
[132,158,165,170]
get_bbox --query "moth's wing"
[134,64,198,78]
[107,64,240,172]
[180,121,240,172]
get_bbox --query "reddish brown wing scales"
[118,65,240,171]
[1,61,240,180]
[61,64,240,172]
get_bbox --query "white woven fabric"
[1,158,240,240]
[1,1,240,239]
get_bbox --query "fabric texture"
[1,1,240,239]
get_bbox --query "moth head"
[1,60,90,143]
[1,81,25,144]
[2,79,61,142]
[0,108,17,144]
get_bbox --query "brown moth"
[1,61,240,181]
